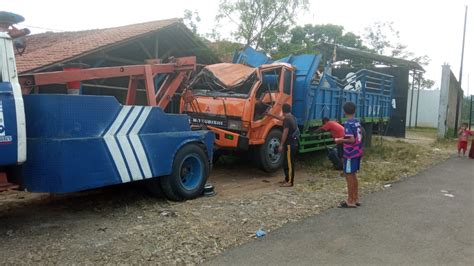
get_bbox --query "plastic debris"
[160,210,177,217]
[383,184,392,188]
[443,193,454,198]
[256,229,266,238]
[203,183,216,197]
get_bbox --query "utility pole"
[470,95,473,130]
[469,76,472,130]
[468,74,470,96]
[454,5,468,137]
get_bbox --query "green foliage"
[210,40,243,62]
[271,24,364,58]
[461,96,473,123]
[363,22,402,56]
[363,21,434,88]
[216,0,309,50]
[183,9,201,35]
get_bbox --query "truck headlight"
[228,120,243,131]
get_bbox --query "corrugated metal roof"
[316,43,424,71]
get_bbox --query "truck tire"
[256,129,283,173]
[159,143,209,201]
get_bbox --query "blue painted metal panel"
[21,95,214,193]
[283,55,321,125]
[0,82,18,166]
[233,47,393,124]
[232,46,271,67]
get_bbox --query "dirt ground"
[0,130,456,265]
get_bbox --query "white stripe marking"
[1,37,27,163]
[117,106,143,181]
[104,107,132,183]
[129,107,153,178]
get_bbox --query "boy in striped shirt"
[335,102,363,208]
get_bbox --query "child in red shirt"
[458,123,472,157]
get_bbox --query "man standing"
[278,104,299,187]
[335,102,363,208]
[314,117,345,161]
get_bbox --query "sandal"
[341,200,361,206]
[338,201,357,208]
[280,182,293,187]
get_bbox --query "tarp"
[204,63,256,87]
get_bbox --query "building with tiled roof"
[15,18,219,104]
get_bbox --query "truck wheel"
[256,129,283,173]
[160,144,209,201]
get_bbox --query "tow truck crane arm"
[19,56,196,109]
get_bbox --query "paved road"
[208,157,474,265]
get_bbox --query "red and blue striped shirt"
[343,118,363,159]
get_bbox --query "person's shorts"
[458,141,468,151]
[343,157,361,174]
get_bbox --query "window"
[283,69,292,95]
[260,68,282,92]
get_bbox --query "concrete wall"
[447,71,463,132]
[438,64,463,138]
[406,89,440,128]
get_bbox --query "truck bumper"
[207,126,249,150]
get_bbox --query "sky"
[3,0,473,95]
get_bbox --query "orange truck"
[181,48,393,172]
[180,52,318,173]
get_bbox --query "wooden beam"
[154,34,159,59]
[160,47,176,61]
[82,83,145,91]
[138,41,153,59]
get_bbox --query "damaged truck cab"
[181,62,297,172]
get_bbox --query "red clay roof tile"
[15,18,181,74]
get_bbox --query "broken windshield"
[190,63,258,98]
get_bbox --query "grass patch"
[299,136,453,192]
[406,127,437,139]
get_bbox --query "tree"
[363,21,434,89]
[183,9,201,35]
[272,23,364,58]
[339,32,364,49]
[216,0,309,50]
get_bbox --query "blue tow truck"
[0,12,214,201]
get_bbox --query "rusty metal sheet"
[204,63,255,87]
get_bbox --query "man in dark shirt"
[278,104,299,187]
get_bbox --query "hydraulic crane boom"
[19,56,196,109]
